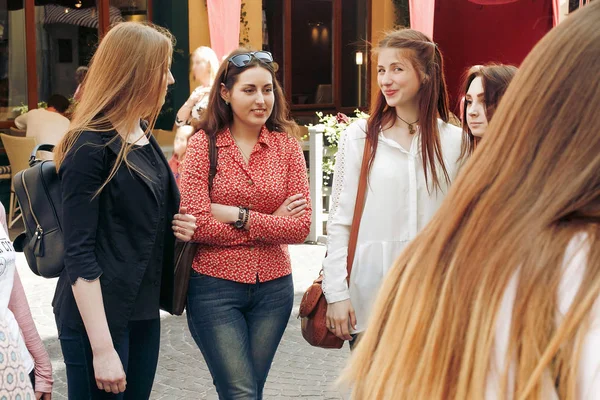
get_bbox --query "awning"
[44,4,123,29]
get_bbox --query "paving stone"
[15,241,349,399]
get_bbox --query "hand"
[92,347,126,394]
[172,206,197,241]
[326,299,357,341]
[273,193,307,218]
[188,87,208,105]
[35,392,51,400]
[210,204,238,224]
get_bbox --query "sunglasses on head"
[224,51,274,81]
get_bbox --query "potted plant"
[309,110,369,186]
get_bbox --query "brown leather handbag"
[163,133,217,316]
[299,141,371,349]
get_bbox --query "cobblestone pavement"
[16,236,351,399]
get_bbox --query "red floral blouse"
[180,126,312,283]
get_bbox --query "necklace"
[231,132,251,163]
[396,114,419,135]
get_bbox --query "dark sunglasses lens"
[230,54,252,67]
[254,51,273,63]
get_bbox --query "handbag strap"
[345,140,372,280]
[207,133,218,193]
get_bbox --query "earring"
[224,100,229,106]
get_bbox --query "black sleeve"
[59,133,106,285]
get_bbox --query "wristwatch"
[233,207,248,229]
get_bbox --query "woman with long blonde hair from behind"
[53,22,197,398]
[344,2,600,399]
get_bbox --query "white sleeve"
[14,112,28,129]
[322,120,365,304]
[557,233,600,398]
[574,244,600,399]
[579,319,600,399]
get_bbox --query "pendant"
[408,123,416,135]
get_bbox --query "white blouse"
[322,118,463,333]
[486,233,600,399]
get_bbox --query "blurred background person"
[169,124,195,187]
[73,66,89,102]
[15,94,71,160]
[175,46,219,127]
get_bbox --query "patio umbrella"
[43,4,124,29]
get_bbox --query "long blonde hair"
[54,22,174,192]
[192,46,219,84]
[344,3,600,399]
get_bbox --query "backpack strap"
[29,144,55,167]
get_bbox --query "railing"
[305,125,328,243]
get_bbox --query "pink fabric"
[409,0,436,39]
[207,0,242,61]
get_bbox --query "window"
[36,1,101,103]
[290,0,333,106]
[34,0,148,104]
[1,0,27,122]
[340,0,368,108]
[12,0,152,115]
[264,0,370,113]
[569,0,593,12]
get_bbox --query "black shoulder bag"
[167,132,218,315]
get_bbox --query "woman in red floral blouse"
[180,48,311,399]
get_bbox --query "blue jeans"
[56,318,160,399]
[186,272,294,400]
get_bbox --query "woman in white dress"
[343,2,600,399]
[322,29,463,346]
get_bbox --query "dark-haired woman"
[322,29,464,347]
[180,49,312,399]
[461,64,517,157]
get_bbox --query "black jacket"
[53,128,179,343]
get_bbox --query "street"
[17,242,351,399]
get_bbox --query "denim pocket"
[188,271,222,291]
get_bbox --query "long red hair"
[367,29,451,191]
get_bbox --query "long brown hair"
[460,64,518,158]
[197,48,299,138]
[368,29,451,192]
[344,2,600,399]
[54,22,174,192]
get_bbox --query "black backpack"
[13,144,65,278]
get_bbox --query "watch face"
[234,220,244,229]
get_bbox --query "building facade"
[6,0,575,129]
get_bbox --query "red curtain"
[467,0,519,4]
[206,0,242,61]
